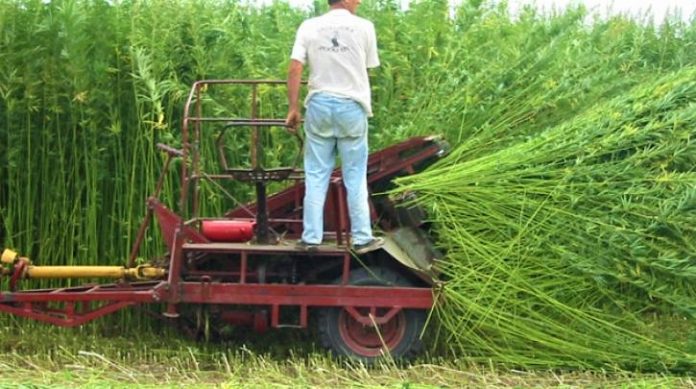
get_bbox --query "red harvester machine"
[0,80,447,362]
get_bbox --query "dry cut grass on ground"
[0,325,693,388]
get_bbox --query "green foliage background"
[1,0,695,369]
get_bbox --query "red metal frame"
[0,80,446,335]
[0,282,161,326]
[0,280,431,328]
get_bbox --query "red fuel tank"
[200,220,255,242]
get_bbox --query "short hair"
[328,0,342,5]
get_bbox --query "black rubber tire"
[317,267,426,363]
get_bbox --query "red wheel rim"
[337,308,407,357]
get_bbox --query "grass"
[394,66,696,369]
[2,0,696,373]
[3,0,695,267]
[0,326,693,387]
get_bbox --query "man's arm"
[285,59,304,133]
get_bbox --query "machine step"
[182,241,350,255]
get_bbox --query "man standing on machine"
[285,0,384,254]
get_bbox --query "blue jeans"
[301,93,373,245]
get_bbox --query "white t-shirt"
[290,9,380,116]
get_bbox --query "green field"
[1,0,695,385]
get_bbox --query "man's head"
[328,0,361,14]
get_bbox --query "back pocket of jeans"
[334,102,367,138]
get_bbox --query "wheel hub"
[337,308,407,357]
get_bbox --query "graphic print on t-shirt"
[318,26,353,53]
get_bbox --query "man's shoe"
[352,237,385,254]
[296,240,320,252]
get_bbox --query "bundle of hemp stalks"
[395,66,696,370]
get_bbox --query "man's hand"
[285,109,302,134]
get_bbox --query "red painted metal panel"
[2,281,433,309]
[152,200,209,252]
[175,283,434,309]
